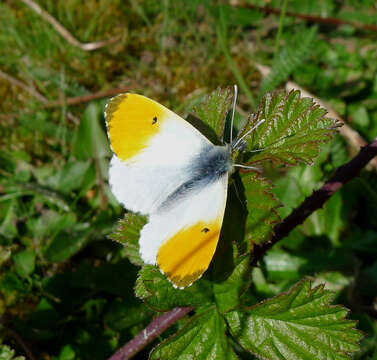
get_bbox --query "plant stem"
[20,0,121,51]
[233,2,377,32]
[216,8,256,110]
[251,137,377,266]
[107,307,192,360]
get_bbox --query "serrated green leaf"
[150,306,238,360]
[0,345,25,360]
[212,255,252,313]
[226,279,363,360]
[312,272,353,293]
[240,90,341,166]
[135,265,213,311]
[242,172,281,247]
[109,212,147,266]
[193,86,233,142]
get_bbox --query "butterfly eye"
[152,116,158,124]
[201,227,210,233]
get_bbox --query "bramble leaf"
[135,265,212,311]
[212,255,252,313]
[193,86,233,141]
[239,90,341,166]
[150,307,238,360]
[109,213,147,266]
[242,172,281,247]
[226,279,363,360]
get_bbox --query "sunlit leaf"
[109,213,147,267]
[0,344,25,360]
[193,86,233,141]
[134,265,212,311]
[13,250,36,277]
[226,279,363,360]
[212,255,252,313]
[242,172,281,247]
[150,307,238,360]
[239,90,341,166]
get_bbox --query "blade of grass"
[217,7,256,110]
[273,0,288,58]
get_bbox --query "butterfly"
[105,86,262,288]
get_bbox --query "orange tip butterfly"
[105,86,262,289]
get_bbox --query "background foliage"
[0,0,377,359]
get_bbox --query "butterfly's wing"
[140,175,228,288]
[106,93,212,214]
[107,93,229,288]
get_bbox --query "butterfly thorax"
[191,145,233,180]
[158,145,232,210]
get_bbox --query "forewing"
[139,175,228,288]
[106,93,211,214]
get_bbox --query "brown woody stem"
[108,307,192,360]
[233,2,377,32]
[251,138,377,265]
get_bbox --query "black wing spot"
[201,227,210,233]
[152,116,158,124]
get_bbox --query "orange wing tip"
[105,93,166,161]
[105,93,129,129]
[156,221,221,289]
[161,268,206,289]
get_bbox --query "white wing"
[139,175,228,288]
[106,93,211,214]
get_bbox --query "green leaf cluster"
[226,280,361,360]
[0,344,25,360]
[1,1,376,358]
[239,90,341,166]
[111,87,361,359]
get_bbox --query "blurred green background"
[0,0,377,359]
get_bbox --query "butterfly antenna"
[232,118,266,150]
[230,84,238,144]
[233,164,261,171]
